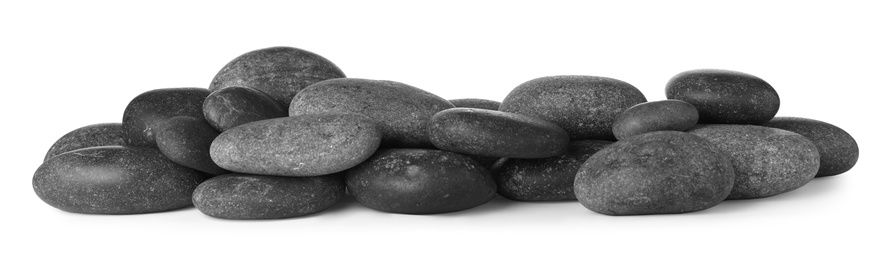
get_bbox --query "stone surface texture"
[122,88,211,148]
[192,173,345,220]
[44,123,125,161]
[428,108,569,158]
[665,69,779,124]
[448,98,501,110]
[203,86,287,132]
[763,117,858,177]
[612,100,699,140]
[156,116,227,175]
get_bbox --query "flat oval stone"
[156,116,227,175]
[44,123,125,161]
[122,88,210,148]
[345,149,497,214]
[574,131,735,215]
[689,124,820,199]
[448,98,501,110]
[428,108,569,158]
[192,173,345,219]
[210,113,382,177]
[203,86,287,132]
[492,140,612,201]
[763,117,858,177]
[612,100,699,140]
[209,46,346,107]
[500,75,647,140]
[665,69,779,124]
[33,146,209,214]
[289,78,454,148]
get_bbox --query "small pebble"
[612,100,699,140]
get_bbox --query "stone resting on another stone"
[665,69,780,125]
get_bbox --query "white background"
[2,1,881,259]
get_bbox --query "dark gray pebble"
[122,88,210,148]
[156,116,227,175]
[428,108,569,158]
[763,117,858,177]
[203,86,287,132]
[612,100,699,140]
[448,98,501,110]
[192,173,345,220]
[44,123,125,161]
[666,69,779,124]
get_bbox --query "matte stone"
[448,98,501,110]
[203,86,287,132]
[289,78,454,148]
[689,124,820,199]
[574,131,735,215]
[209,46,346,107]
[763,117,859,177]
[492,140,612,201]
[428,108,569,158]
[500,75,647,140]
[345,149,497,214]
[33,146,210,214]
[192,173,345,220]
[122,88,211,148]
[155,116,227,175]
[665,69,780,124]
[612,100,699,140]
[210,113,382,177]
[44,123,125,161]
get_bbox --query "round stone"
[209,46,346,107]
[612,100,699,140]
[155,116,227,175]
[192,173,346,220]
[689,124,820,199]
[500,75,647,140]
[44,123,125,161]
[492,140,612,201]
[289,78,454,148]
[122,88,211,148]
[665,69,779,124]
[345,149,497,214]
[448,98,501,110]
[33,146,210,214]
[763,117,858,177]
[574,131,735,215]
[428,108,569,158]
[203,86,287,132]
[210,113,382,177]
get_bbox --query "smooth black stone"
[209,46,346,107]
[665,69,779,124]
[574,131,735,215]
[192,173,346,220]
[500,75,647,140]
[428,108,569,158]
[763,117,859,177]
[448,98,501,110]
[155,116,227,175]
[210,113,382,177]
[289,78,454,148]
[122,88,211,148]
[492,140,612,201]
[33,146,210,214]
[203,86,287,132]
[689,124,820,199]
[612,100,699,140]
[345,149,497,214]
[44,123,125,161]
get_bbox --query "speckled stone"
[210,113,382,177]
[203,86,287,132]
[763,117,858,177]
[209,46,346,107]
[289,78,454,148]
[689,124,820,199]
[500,75,647,140]
[448,98,501,110]
[665,69,779,124]
[155,116,227,175]
[428,108,569,158]
[492,140,612,201]
[574,131,735,215]
[44,123,125,161]
[192,173,345,220]
[345,149,497,214]
[122,88,211,148]
[612,100,699,140]
[33,146,210,214]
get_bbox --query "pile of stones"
[33,46,859,218]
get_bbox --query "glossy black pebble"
[448,98,501,110]
[345,149,497,214]
[764,117,859,177]
[665,69,779,124]
[192,173,345,220]
[122,88,210,148]
[33,146,210,214]
[203,86,287,132]
[44,123,125,161]
[156,116,227,175]
[612,100,699,140]
[428,108,569,158]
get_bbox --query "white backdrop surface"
[2,1,880,259]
